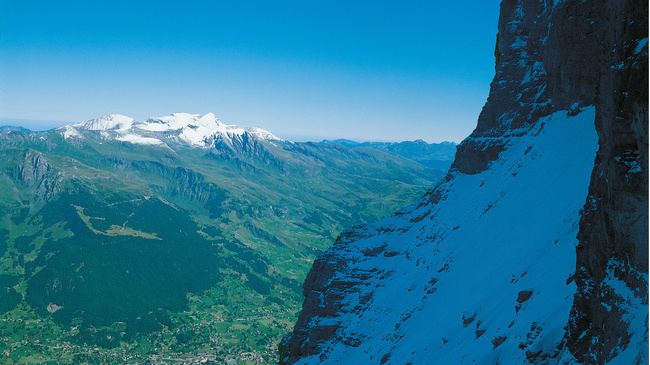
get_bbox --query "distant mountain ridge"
[3,114,457,171]
[59,112,282,147]
[320,139,457,171]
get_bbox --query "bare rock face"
[281,0,647,364]
[564,0,648,362]
[10,150,62,201]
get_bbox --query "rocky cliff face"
[9,150,62,201]
[564,1,648,362]
[281,0,647,364]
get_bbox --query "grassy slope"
[0,131,449,364]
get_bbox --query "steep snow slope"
[282,107,598,364]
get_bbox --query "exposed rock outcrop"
[564,0,648,362]
[210,131,286,171]
[10,150,62,201]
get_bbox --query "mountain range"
[320,139,457,171]
[0,114,454,364]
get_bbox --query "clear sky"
[0,1,500,142]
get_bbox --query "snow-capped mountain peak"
[75,114,134,132]
[247,127,281,141]
[138,112,223,132]
[60,112,282,148]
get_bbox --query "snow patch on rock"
[115,134,164,145]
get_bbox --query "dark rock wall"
[565,0,648,363]
[441,3,648,362]
[279,227,369,363]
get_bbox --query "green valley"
[0,116,454,364]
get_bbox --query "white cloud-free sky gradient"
[0,1,499,142]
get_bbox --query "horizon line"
[0,115,466,144]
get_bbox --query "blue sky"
[0,1,499,142]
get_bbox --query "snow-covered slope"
[281,0,647,363]
[60,112,282,148]
[79,114,134,132]
[282,107,598,364]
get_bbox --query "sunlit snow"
[59,112,281,147]
[297,107,599,364]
